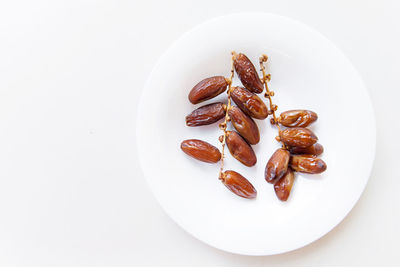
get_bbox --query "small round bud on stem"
[219,122,227,130]
[272,104,278,111]
[269,91,274,96]
[222,104,227,111]
[219,135,224,143]
[270,118,276,124]
[266,74,271,81]
[275,136,281,142]
[260,54,268,62]
[231,51,238,59]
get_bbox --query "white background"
[0,0,398,266]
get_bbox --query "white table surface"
[0,0,398,266]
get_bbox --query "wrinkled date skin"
[226,131,257,167]
[278,110,318,127]
[180,139,221,163]
[220,170,257,199]
[274,169,295,201]
[280,127,318,148]
[228,106,260,145]
[290,143,324,156]
[233,53,264,94]
[186,102,226,127]
[290,155,327,174]
[265,148,290,184]
[188,76,228,104]
[230,86,268,120]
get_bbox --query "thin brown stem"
[259,54,286,148]
[219,53,235,176]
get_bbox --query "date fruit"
[186,102,226,127]
[225,131,257,167]
[228,106,260,145]
[181,139,221,163]
[265,148,290,184]
[274,169,295,201]
[220,170,257,199]
[290,155,327,174]
[278,110,318,127]
[289,143,324,156]
[230,86,268,119]
[279,127,318,148]
[233,52,264,94]
[188,76,228,104]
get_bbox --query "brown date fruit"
[186,102,226,127]
[228,106,260,145]
[225,131,257,167]
[289,143,324,156]
[219,170,257,199]
[279,127,318,148]
[278,110,318,127]
[180,139,221,163]
[188,76,228,104]
[290,155,327,174]
[230,86,268,120]
[274,169,295,201]
[265,148,290,184]
[233,52,264,94]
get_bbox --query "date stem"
[259,55,286,148]
[219,53,235,176]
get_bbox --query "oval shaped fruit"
[289,143,324,156]
[180,139,221,163]
[274,169,295,201]
[230,86,268,119]
[219,170,257,199]
[228,106,260,145]
[279,127,318,148]
[233,52,264,94]
[226,131,257,167]
[188,76,228,104]
[265,148,290,184]
[278,110,318,127]
[290,155,327,174]
[185,102,226,127]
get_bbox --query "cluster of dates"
[180,52,326,201]
[265,111,326,201]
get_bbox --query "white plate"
[136,13,375,255]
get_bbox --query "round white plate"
[136,13,375,255]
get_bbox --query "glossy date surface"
[278,110,317,127]
[226,131,257,167]
[228,106,260,145]
[265,148,290,184]
[231,86,268,120]
[233,53,264,94]
[188,76,228,104]
[290,154,327,174]
[220,170,257,199]
[186,102,226,127]
[180,139,221,163]
[280,127,318,148]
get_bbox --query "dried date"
[188,76,228,104]
[225,131,257,167]
[181,139,221,163]
[186,102,226,127]
[228,106,260,145]
[230,86,268,119]
[220,170,257,199]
